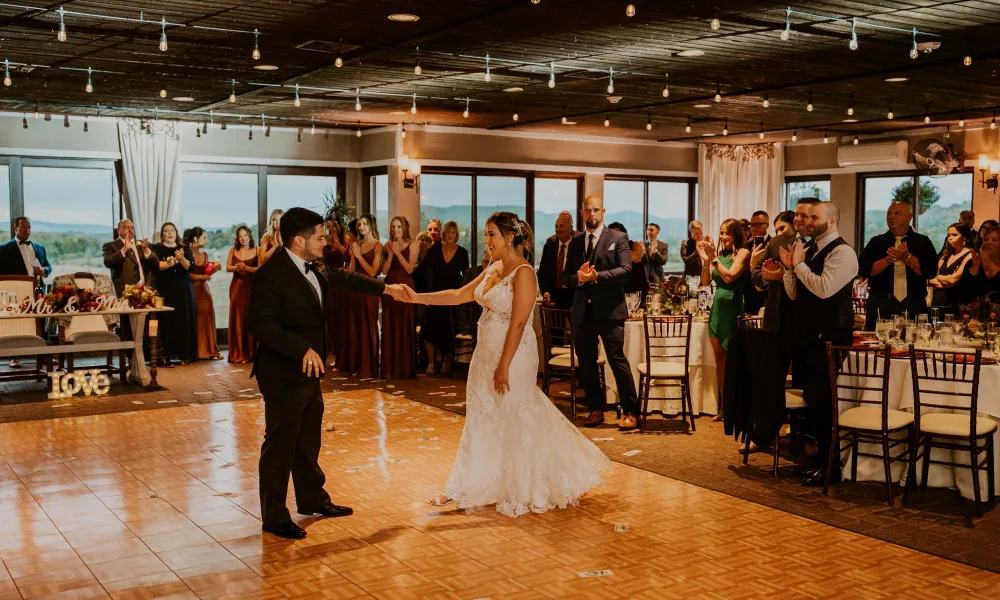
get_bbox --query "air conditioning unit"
[836,140,908,167]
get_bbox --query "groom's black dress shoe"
[298,503,354,518]
[263,521,306,539]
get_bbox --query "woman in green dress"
[698,218,750,421]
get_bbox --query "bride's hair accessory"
[512,218,525,238]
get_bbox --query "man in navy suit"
[0,217,52,279]
[563,195,639,430]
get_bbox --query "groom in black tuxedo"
[248,207,404,539]
[563,195,640,430]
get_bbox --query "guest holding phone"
[744,211,770,316]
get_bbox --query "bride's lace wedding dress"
[441,261,612,517]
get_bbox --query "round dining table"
[602,317,719,417]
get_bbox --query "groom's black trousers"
[574,312,639,416]
[258,377,331,528]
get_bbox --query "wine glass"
[930,308,940,327]
[919,323,933,347]
[875,319,889,344]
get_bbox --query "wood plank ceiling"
[0,0,998,142]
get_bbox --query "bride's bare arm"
[493,268,537,394]
[419,270,487,306]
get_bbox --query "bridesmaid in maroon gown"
[380,216,418,379]
[227,225,258,363]
[322,219,350,366]
[343,214,382,378]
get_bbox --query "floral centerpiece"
[957,299,1000,339]
[122,284,163,309]
[46,285,104,312]
[648,276,690,314]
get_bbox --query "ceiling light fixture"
[356,121,362,137]
[661,73,669,97]
[847,101,854,116]
[159,82,167,98]
[626,3,635,17]
[335,40,344,68]
[503,87,524,93]
[173,96,194,102]
[531,0,540,4]
[484,54,491,82]
[963,55,972,66]
[159,17,168,52]
[85,67,93,93]
[401,124,406,138]
[924,108,931,124]
[887,100,894,120]
[3,60,10,87]
[685,116,691,133]
[548,62,556,88]
[806,91,813,112]
[762,93,769,108]
[561,107,568,124]
[463,98,470,118]
[294,84,301,107]
[646,114,652,130]
[694,104,711,109]
[310,116,315,134]
[758,122,764,139]
[604,114,610,127]
[229,79,237,103]
[253,64,278,71]
[252,28,260,60]
[414,58,421,75]
[714,82,721,102]
[854,135,859,145]
[959,116,965,126]
[388,13,420,22]
[909,28,918,59]
[57,6,67,41]
[885,77,908,82]
[992,112,997,130]
[607,67,615,94]
[780,7,791,40]
[842,119,858,123]
[722,118,728,136]
[513,105,519,121]
[411,93,417,114]
[791,128,797,142]
[849,17,858,50]
[355,88,362,111]
[710,11,720,30]
[677,49,704,57]
[823,133,829,143]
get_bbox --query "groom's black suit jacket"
[562,227,632,324]
[248,247,384,384]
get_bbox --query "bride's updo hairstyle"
[486,211,534,263]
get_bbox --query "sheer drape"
[117,118,181,240]
[698,142,784,236]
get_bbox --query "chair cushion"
[785,389,807,409]
[637,361,686,378]
[455,333,474,341]
[548,354,605,368]
[840,406,914,431]
[0,335,48,350]
[551,346,571,356]
[919,413,998,437]
[67,331,121,345]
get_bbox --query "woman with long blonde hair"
[259,209,284,263]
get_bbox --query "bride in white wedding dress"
[401,211,611,517]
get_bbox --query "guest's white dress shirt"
[16,239,38,276]
[783,229,858,300]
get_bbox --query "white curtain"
[117,118,182,240]
[698,142,784,237]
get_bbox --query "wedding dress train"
[441,261,612,517]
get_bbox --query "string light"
[414,59,421,75]
[646,114,652,130]
[626,3,635,17]
[661,73,669,97]
[853,135,859,145]
[484,54,491,82]
[252,29,260,60]
[531,0,540,4]
[513,105,519,121]
[548,62,556,88]
[83,116,88,133]
[297,129,302,142]
[355,88,362,111]
[202,121,207,134]
[159,17,168,52]
[887,100,894,120]
[159,82,167,98]
[265,125,271,137]
[959,116,965,127]
[992,112,997,130]
[758,122,764,139]
[3,60,10,87]
[685,116,691,133]
[401,124,406,138]
[57,6,67,41]
[85,67,93,93]
[823,133,829,144]
[410,93,417,114]
[196,125,201,138]
[294,84,301,107]
[849,17,858,50]
[310,116,315,134]
[561,107,568,124]
[604,113,610,127]
[909,28,918,59]
[463,98,470,118]
[963,55,972,66]
[34,102,39,119]
[762,94,769,108]
[924,108,931,124]
[335,40,343,68]
[335,56,343,68]
[248,127,253,141]
[791,128,797,142]
[722,118,728,136]
[229,79,237,103]
[710,11,720,30]
[22,116,27,129]
[356,121,362,137]
[64,114,69,128]
[780,7,791,41]
[847,101,854,116]
[714,82,721,102]
[607,67,614,94]
[806,91,813,112]
[221,121,227,131]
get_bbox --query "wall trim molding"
[180,155,356,168]
[785,164,915,176]
[414,158,697,177]
[410,124,698,148]
[0,147,121,159]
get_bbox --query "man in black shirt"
[858,201,938,330]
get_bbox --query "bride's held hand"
[493,364,510,395]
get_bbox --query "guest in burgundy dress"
[227,225,258,364]
[343,214,382,378]
[419,221,468,375]
[323,218,350,367]
[380,216,418,379]
[185,227,222,360]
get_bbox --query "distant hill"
[28,221,112,235]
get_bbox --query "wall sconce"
[399,154,421,194]
[978,154,999,193]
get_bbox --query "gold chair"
[638,314,694,432]
[539,306,607,419]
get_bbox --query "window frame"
[784,174,832,210]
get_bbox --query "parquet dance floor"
[2,388,999,600]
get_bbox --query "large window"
[420,174,473,257]
[182,170,259,328]
[477,176,527,261]
[22,162,119,280]
[785,177,830,210]
[533,177,579,265]
[370,174,389,242]
[860,172,973,252]
[604,177,696,276]
[267,174,337,216]
[0,165,9,242]
[648,182,690,273]
[604,180,645,241]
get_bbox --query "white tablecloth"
[842,359,1000,501]
[603,319,718,416]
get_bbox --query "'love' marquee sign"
[48,369,112,399]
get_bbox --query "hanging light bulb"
[356,121,362,137]
[335,56,343,68]
[252,28,260,60]
[853,135,859,145]
[83,117,88,133]
[57,6,67,41]
[159,82,167,98]
[248,127,253,141]
[3,60,11,87]
[561,107,568,124]
[196,126,201,138]
[310,117,315,135]
[401,124,406,138]
[531,0,540,4]
[959,116,965,127]
[685,116,691,134]
[410,93,417,114]
[909,28,918,59]
[714,82,721,103]
[924,109,931,124]
[607,67,614,94]
[335,40,343,68]
[34,103,39,120]
[992,112,997,130]
[297,129,302,142]
[625,3,635,17]
[355,88,362,111]
[463,98,470,119]
[513,105,519,121]
[791,128,797,142]
[220,121,227,131]
[759,127,765,140]
[294,84,301,107]
[265,125,271,137]
[710,12,720,30]
[887,101,894,120]
[762,94,769,108]
[604,114,610,127]
[646,114,652,131]
[806,91,813,112]
[661,73,669,97]
[414,60,422,75]
[159,17,168,52]
[85,67,93,93]
[548,62,556,88]
[722,118,728,136]
[780,7,790,41]
[64,114,69,127]
[849,17,858,50]
[22,116,27,129]
[823,133,829,144]
[847,102,854,116]
[229,79,237,103]
[202,121,207,134]
[963,55,972,67]
[484,54,491,82]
